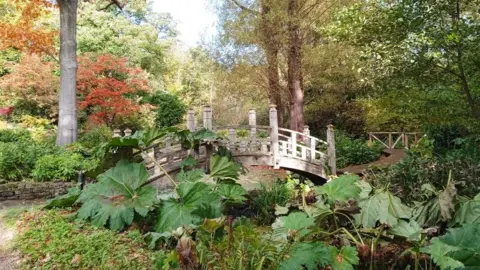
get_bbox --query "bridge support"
[203,105,213,130]
[187,109,196,132]
[269,105,280,169]
[327,124,336,175]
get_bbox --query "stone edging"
[0,182,75,201]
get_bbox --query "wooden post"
[303,125,310,160]
[269,104,279,169]
[113,129,121,137]
[203,105,212,130]
[388,133,393,149]
[124,128,132,137]
[368,133,373,146]
[404,133,409,149]
[327,124,336,175]
[187,108,196,132]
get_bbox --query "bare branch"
[229,0,259,15]
[100,0,125,11]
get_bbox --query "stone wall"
[0,182,75,201]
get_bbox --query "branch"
[230,0,259,15]
[100,0,125,11]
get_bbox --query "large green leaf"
[356,189,411,228]
[272,212,315,240]
[216,184,247,203]
[209,154,240,180]
[155,182,222,232]
[453,193,480,225]
[77,161,158,231]
[315,175,361,204]
[423,224,480,269]
[44,187,81,209]
[329,246,359,270]
[413,183,457,227]
[389,220,422,241]
[279,242,331,270]
[176,169,205,182]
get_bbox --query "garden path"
[0,200,45,270]
[338,149,407,175]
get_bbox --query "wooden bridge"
[136,105,337,190]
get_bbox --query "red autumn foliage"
[0,107,14,117]
[77,54,149,126]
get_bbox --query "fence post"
[269,105,279,169]
[113,129,121,138]
[388,133,393,150]
[187,108,196,132]
[327,124,337,175]
[203,105,213,130]
[124,128,132,137]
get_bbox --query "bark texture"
[287,0,304,132]
[260,0,285,127]
[56,0,78,146]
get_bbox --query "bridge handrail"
[368,131,425,150]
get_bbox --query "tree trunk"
[56,0,78,146]
[287,0,304,132]
[260,0,284,127]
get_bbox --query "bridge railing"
[368,132,425,150]
[115,105,338,176]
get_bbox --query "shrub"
[15,210,161,269]
[250,181,293,225]
[335,131,383,168]
[78,125,112,149]
[32,151,98,182]
[20,115,52,129]
[0,128,31,143]
[146,91,186,128]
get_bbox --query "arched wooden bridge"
[139,105,337,190]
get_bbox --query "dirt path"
[338,149,407,175]
[0,200,44,270]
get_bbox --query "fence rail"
[368,132,424,150]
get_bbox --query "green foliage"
[78,125,112,149]
[0,138,58,182]
[279,242,331,270]
[452,193,480,226]
[389,220,422,242]
[209,154,241,181]
[77,161,158,231]
[335,131,383,168]
[250,181,293,225]
[424,224,480,269]
[44,187,81,209]
[146,91,186,128]
[272,212,315,240]
[315,175,361,205]
[329,246,360,270]
[16,210,161,269]
[0,128,31,142]
[32,151,97,182]
[356,189,411,228]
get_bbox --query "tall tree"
[56,0,78,145]
[287,0,304,131]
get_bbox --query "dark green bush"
[367,152,480,203]
[0,129,31,143]
[0,140,58,182]
[335,131,383,168]
[250,181,293,225]
[78,125,112,149]
[146,92,186,128]
[32,151,98,182]
[424,123,472,155]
